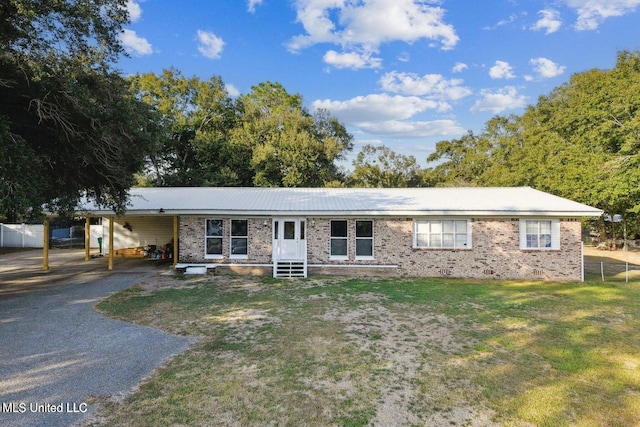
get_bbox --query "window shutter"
[519,220,527,249]
[551,219,561,250]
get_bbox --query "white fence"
[0,223,44,248]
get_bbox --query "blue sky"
[117,0,640,166]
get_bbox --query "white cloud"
[119,29,153,55]
[197,30,225,59]
[225,84,240,97]
[356,119,466,138]
[530,57,566,78]
[397,52,411,62]
[564,0,640,30]
[287,0,459,69]
[313,94,438,123]
[312,93,465,138]
[483,13,518,30]
[125,0,143,23]
[489,61,515,79]
[247,0,263,13]
[379,71,472,105]
[531,9,562,34]
[452,62,468,73]
[470,87,527,114]
[323,50,382,69]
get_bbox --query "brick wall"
[179,217,272,264]
[179,216,584,281]
[306,217,583,281]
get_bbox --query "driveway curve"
[0,268,196,427]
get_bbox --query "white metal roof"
[77,187,603,217]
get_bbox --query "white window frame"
[355,220,374,260]
[330,219,349,260]
[230,219,249,259]
[520,219,560,250]
[205,219,224,259]
[413,219,472,249]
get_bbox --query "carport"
[42,214,179,271]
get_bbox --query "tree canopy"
[1,0,156,221]
[426,50,640,220]
[131,76,353,188]
[350,144,423,187]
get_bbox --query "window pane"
[430,234,442,247]
[539,221,551,234]
[206,219,223,237]
[356,221,373,237]
[442,234,454,247]
[527,234,539,248]
[416,234,429,247]
[300,221,305,240]
[274,221,278,239]
[331,239,347,256]
[443,220,454,233]
[540,234,552,248]
[455,220,467,233]
[231,237,247,255]
[206,237,222,255]
[415,222,428,234]
[430,221,442,233]
[526,221,539,234]
[231,220,247,237]
[284,221,295,239]
[331,220,348,237]
[455,234,467,247]
[356,239,373,257]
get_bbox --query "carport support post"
[173,216,179,265]
[108,217,114,270]
[43,217,49,271]
[85,217,90,261]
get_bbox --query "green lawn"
[90,274,640,426]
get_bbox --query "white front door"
[273,218,306,261]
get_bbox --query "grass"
[89,274,640,426]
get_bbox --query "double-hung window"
[520,219,560,250]
[414,219,471,249]
[355,220,374,259]
[231,219,248,258]
[205,219,223,258]
[330,220,348,259]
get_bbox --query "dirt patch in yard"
[318,293,496,427]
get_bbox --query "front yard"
[88,272,640,426]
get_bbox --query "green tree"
[1,0,155,220]
[425,131,491,186]
[233,82,353,187]
[129,69,246,186]
[507,51,640,216]
[426,50,640,221]
[350,144,422,187]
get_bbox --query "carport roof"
[76,187,603,217]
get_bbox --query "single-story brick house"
[73,186,602,281]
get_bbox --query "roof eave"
[78,209,604,217]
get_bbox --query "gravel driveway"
[0,269,196,427]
